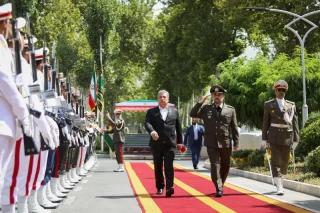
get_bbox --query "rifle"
[11,0,38,156]
[51,41,56,91]
[25,13,37,82]
[43,31,48,90]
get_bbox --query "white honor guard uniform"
[35,48,49,91]
[28,47,58,211]
[0,5,31,213]
[1,17,34,213]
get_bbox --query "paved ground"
[50,158,320,213]
[2,158,318,213]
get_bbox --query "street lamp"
[245,7,320,127]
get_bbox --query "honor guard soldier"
[105,109,126,172]
[0,4,32,213]
[190,85,239,197]
[262,80,299,195]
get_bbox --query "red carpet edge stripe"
[173,164,312,213]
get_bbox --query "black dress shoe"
[215,190,223,197]
[193,165,199,169]
[166,187,174,197]
[156,189,163,195]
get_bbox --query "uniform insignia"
[215,88,219,92]
[265,99,273,104]
[208,116,211,119]
[272,110,274,113]
[285,100,295,105]
[226,105,234,109]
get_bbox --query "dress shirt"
[159,105,168,121]
[193,124,198,140]
[276,98,285,111]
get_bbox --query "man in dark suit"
[190,85,239,197]
[145,90,183,197]
[184,118,204,169]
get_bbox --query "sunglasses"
[276,89,287,92]
[115,113,121,115]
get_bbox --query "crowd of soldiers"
[0,3,102,213]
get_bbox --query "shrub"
[231,157,249,168]
[304,111,320,128]
[306,146,320,176]
[232,149,254,158]
[248,149,265,167]
[296,119,320,158]
[231,149,256,168]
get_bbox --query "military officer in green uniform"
[190,85,239,197]
[262,80,299,195]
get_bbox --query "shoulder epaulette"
[226,105,234,109]
[285,100,295,105]
[265,99,274,104]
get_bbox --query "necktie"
[216,106,222,117]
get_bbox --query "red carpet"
[125,162,311,213]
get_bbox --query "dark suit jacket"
[184,124,204,147]
[190,103,239,148]
[145,106,183,147]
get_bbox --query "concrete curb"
[204,161,320,198]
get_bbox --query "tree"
[216,48,320,129]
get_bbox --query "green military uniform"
[262,98,299,178]
[262,79,299,195]
[190,85,239,195]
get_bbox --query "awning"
[115,100,175,112]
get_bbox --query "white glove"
[261,140,267,149]
[45,116,59,148]
[61,126,71,142]
[21,117,32,137]
[292,142,298,150]
[15,73,25,87]
[84,135,89,147]
[41,132,55,150]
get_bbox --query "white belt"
[270,123,290,128]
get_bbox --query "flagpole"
[100,34,104,153]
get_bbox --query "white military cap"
[272,80,288,91]
[16,17,26,29]
[0,3,12,21]
[35,47,49,61]
[24,36,37,48]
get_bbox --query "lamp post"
[245,7,320,127]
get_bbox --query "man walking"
[145,90,184,197]
[190,85,239,197]
[262,80,299,195]
[184,118,204,169]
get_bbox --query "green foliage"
[306,146,320,176]
[232,149,254,159]
[304,111,320,128]
[296,119,320,158]
[217,49,320,129]
[248,149,265,167]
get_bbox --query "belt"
[270,123,290,128]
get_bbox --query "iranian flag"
[88,70,96,111]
